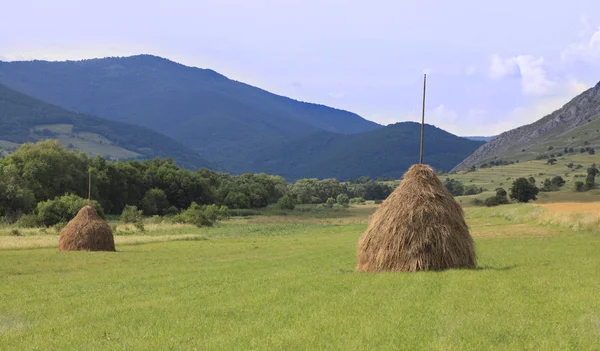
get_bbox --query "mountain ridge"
[452,82,600,172]
[0,83,211,169]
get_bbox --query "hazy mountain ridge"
[240,122,485,180]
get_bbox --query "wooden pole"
[88,171,91,204]
[419,73,427,164]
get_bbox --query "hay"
[356,164,476,272]
[58,205,115,252]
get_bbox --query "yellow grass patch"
[539,202,600,213]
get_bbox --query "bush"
[53,222,66,233]
[443,178,464,196]
[325,198,336,208]
[121,205,143,224]
[37,194,105,227]
[277,194,296,210]
[350,197,366,204]
[179,203,230,227]
[469,198,484,206]
[134,221,145,232]
[574,181,586,192]
[165,206,179,216]
[10,229,21,237]
[463,185,482,195]
[336,194,349,207]
[484,196,500,207]
[15,214,41,228]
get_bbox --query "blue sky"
[2,0,600,136]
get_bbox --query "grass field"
[1,204,599,350]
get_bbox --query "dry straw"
[58,205,115,252]
[356,164,476,272]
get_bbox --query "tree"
[551,176,565,188]
[37,193,105,227]
[510,178,539,203]
[140,188,169,216]
[277,194,295,210]
[443,178,464,196]
[585,164,598,190]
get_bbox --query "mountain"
[464,136,495,142]
[0,84,211,169]
[0,55,381,167]
[238,122,485,180]
[453,82,600,172]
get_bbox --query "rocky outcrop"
[452,82,600,172]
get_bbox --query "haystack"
[356,164,476,272]
[59,205,115,252]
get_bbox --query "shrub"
[443,178,464,196]
[574,181,586,192]
[325,198,336,208]
[336,194,349,207]
[15,214,41,228]
[134,221,145,232]
[463,185,482,196]
[121,205,143,224]
[165,206,179,216]
[10,229,21,237]
[484,196,500,207]
[469,198,484,206]
[53,222,66,233]
[277,194,296,210]
[350,197,366,204]
[37,194,105,227]
[179,203,229,227]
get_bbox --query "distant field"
[1,123,142,159]
[1,204,599,349]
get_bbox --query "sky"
[2,1,600,136]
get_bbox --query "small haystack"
[356,164,476,272]
[59,205,115,252]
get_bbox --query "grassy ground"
[1,204,599,350]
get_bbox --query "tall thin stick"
[419,73,427,164]
[88,171,91,204]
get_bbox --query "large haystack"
[356,164,476,272]
[59,205,115,252]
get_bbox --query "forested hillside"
[0,55,380,166]
[0,84,210,169]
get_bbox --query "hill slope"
[0,84,211,169]
[239,122,484,180]
[0,55,381,165]
[453,82,600,171]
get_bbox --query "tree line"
[0,140,394,223]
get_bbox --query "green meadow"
[1,204,599,350]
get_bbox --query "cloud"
[561,27,600,64]
[489,54,555,96]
